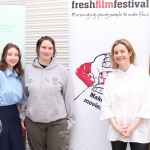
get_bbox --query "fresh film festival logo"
[71,0,149,19]
[72,0,149,8]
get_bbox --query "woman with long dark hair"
[0,43,25,150]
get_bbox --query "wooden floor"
[25,138,30,150]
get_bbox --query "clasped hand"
[115,126,133,139]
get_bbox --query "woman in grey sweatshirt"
[20,36,76,150]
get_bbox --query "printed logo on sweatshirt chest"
[28,78,34,83]
[28,77,59,85]
[52,78,58,85]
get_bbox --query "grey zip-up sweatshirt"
[20,57,76,128]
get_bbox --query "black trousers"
[111,141,149,150]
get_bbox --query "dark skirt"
[0,104,25,150]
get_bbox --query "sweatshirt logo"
[52,78,58,84]
[28,78,33,83]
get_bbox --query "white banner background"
[68,0,150,149]
[0,4,26,65]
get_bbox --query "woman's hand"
[109,118,128,138]
[67,126,70,130]
[109,117,142,139]
[119,126,133,138]
[22,121,26,130]
[114,125,128,138]
[123,118,143,138]
[123,126,133,138]
[17,104,21,112]
[21,121,26,136]
[115,125,133,139]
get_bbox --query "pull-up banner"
[0,4,26,65]
[68,0,150,150]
